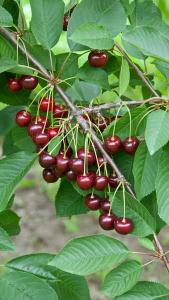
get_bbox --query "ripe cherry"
[56,154,69,173]
[123,137,139,154]
[20,75,38,90]
[63,15,69,31]
[46,128,60,140]
[88,50,108,68]
[69,158,84,174]
[33,132,49,146]
[8,78,22,92]
[66,170,77,181]
[85,194,101,211]
[76,173,94,190]
[43,169,58,183]
[94,116,108,131]
[98,156,106,168]
[32,116,49,127]
[99,213,115,230]
[100,199,111,213]
[39,153,55,168]
[104,136,122,154]
[95,175,108,191]
[60,146,73,158]
[40,97,53,112]
[77,148,95,166]
[114,217,133,235]
[53,105,68,119]
[88,170,96,180]
[109,174,119,188]
[16,110,31,127]
[28,122,43,137]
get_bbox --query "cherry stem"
[112,103,123,137]
[89,136,101,176]
[135,106,157,136]
[108,181,122,215]
[122,102,132,139]
[122,183,126,220]
[84,133,89,175]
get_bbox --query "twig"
[154,233,169,272]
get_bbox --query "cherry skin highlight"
[104,136,122,154]
[43,169,58,183]
[100,199,111,213]
[94,175,108,191]
[63,15,69,31]
[76,173,94,190]
[39,153,55,168]
[69,158,84,174]
[46,128,60,140]
[123,137,139,154]
[56,154,69,173]
[33,132,49,146]
[85,194,101,211]
[16,110,31,127]
[66,170,77,181]
[88,50,108,68]
[20,75,38,90]
[114,217,133,235]
[99,213,115,230]
[8,78,22,92]
[109,174,119,188]
[28,122,44,137]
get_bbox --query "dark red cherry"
[114,217,134,235]
[97,156,106,168]
[28,122,43,137]
[8,78,22,92]
[99,213,115,230]
[109,174,119,188]
[16,110,31,127]
[43,169,58,183]
[56,154,69,173]
[33,132,49,146]
[94,116,108,131]
[20,75,38,90]
[32,116,49,127]
[95,175,108,191]
[123,137,139,154]
[53,105,68,119]
[76,173,94,190]
[39,153,55,168]
[46,127,60,140]
[77,148,95,166]
[63,15,69,31]
[66,170,77,181]
[88,170,96,180]
[60,146,73,158]
[40,97,53,112]
[104,136,122,154]
[69,158,84,174]
[85,194,101,211]
[88,50,108,68]
[100,199,111,213]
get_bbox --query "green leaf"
[145,110,169,155]
[30,0,64,49]
[0,209,20,236]
[0,105,23,136]
[49,235,129,275]
[113,191,156,236]
[68,0,126,51]
[48,135,62,156]
[138,237,155,252]
[0,227,15,251]
[55,180,88,217]
[70,22,114,50]
[0,152,36,211]
[12,126,36,153]
[55,53,79,82]
[156,149,169,224]
[0,58,16,73]
[119,59,130,96]
[66,80,101,102]
[0,5,13,27]
[115,281,169,300]
[133,142,160,199]
[0,271,58,300]
[114,151,134,186]
[101,260,142,297]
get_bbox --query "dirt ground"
[1,167,169,300]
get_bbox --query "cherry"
[46,128,60,140]
[39,153,55,168]
[53,105,68,119]
[88,170,96,180]
[109,174,119,188]
[104,136,122,154]
[93,116,108,131]
[56,154,69,173]
[88,50,108,68]
[100,199,111,213]
[28,122,43,137]
[60,146,73,158]
[99,213,115,230]
[76,173,94,190]
[98,156,106,168]
[66,170,77,181]
[69,158,84,174]
[20,75,38,90]
[54,167,65,178]
[114,217,134,235]
[43,169,58,183]
[77,148,95,166]
[32,116,49,127]
[63,15,69,31]
[16,110,31,127]
[40,97,53,112]
[123,137,139,154]
[95,175,108,191]
[85,194,101,211]
[8,78,22,92]
[33,132,49,146]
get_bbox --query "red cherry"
[39,153,55,168]
[46,128,60,140]
[8,78,22,92]
[104,136,122,154]
[40,97,54,112]
[76,173,94,190]
[63,15,69,31]
[97,156,106,168]
[88,170,96,180]
[123,137,139,154]
[94,116,108,131]
[33,132,49,146]
[20,75,38,90]
[95,175,108,191]
[43,169,58,183]
[69,158,84,174]
[88,50,108,68]
[99,213,115,230]
[114,217,134,235]
[56,154,69,173]
[16,110,31,127]
[28,122,43,137]
[85,194,101,211]
[100,199,111,213]
[77,148,95,166]
[60,146,73,158]
[109,174,119,188]
[66,170,77,181]
[32,116,49,127]
[53,105,68,119]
